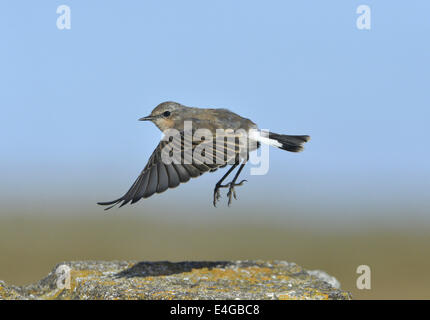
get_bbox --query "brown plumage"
[98,101,310,209]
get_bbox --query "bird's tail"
[251,130,310,152]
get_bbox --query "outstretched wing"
[97,130,247,210]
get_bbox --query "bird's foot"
[226,180,247,206]
[213,185,223,207]
[213,180,247,207]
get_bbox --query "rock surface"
[0,260,351,300]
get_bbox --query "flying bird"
[98,101,310,209]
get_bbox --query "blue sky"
[1,1,429,223]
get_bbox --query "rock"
[306,269,341,289]
[0,260,351,300]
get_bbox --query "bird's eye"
[163,111,171,117]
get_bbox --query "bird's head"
[139,101,185,131]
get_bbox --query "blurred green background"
[1,209,429,299]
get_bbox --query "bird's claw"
[213,187,222,207]
[213,180,247,207]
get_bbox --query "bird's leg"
[213,160,248,207]
[213,164,238,207]
[225,161,247,206]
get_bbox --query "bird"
[97,101,310,210]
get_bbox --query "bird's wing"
[98,129,247,210]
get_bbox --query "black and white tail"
[250,130,310,152]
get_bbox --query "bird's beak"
[138,115,154,121]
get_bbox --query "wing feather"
[97,129,249,210]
